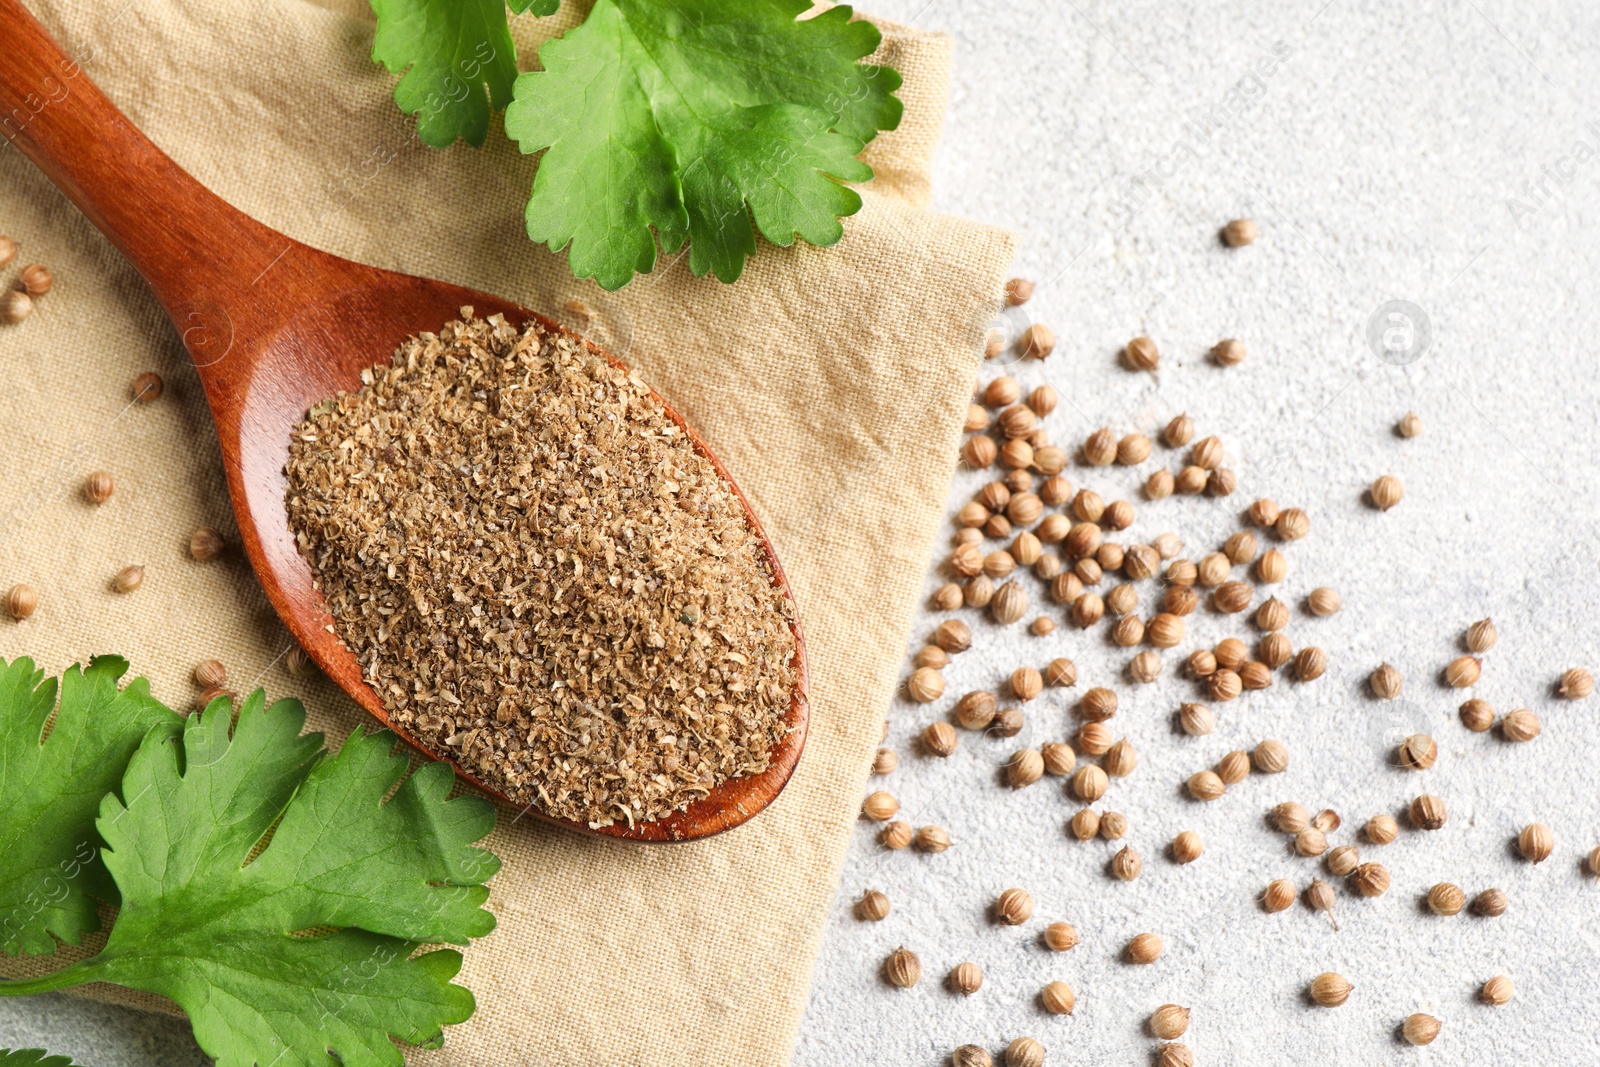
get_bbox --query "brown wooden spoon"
[0,0,807,842]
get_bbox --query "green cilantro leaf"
[510,0,558,13]
[0,692,499,1067]
[369,0,525,147]
[0,1050,87,1067]
[0,656,180,957]
[505,0,903,288]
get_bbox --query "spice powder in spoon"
[284,310,798,827]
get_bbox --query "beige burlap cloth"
[0,2,1013,1063]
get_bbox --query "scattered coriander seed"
[1445,655,1481,688]
[1294,828,1329,857]
[934,619,973,654]
[1259,633,1293,669]
[1397,411,1423,438]
[1153,531,1183,558]
[958,501,990,529]
[1466,617,1498,653]
[1365,813,1399,845]
[18,264,52,296]
[196,685,231,710]
[1125,932,1163,964]
[1129,651,1163,684]
[1215,581,1252,614]
[1307,879,1339,929]
[1369,474,1403,510]
[1481,976,1514,1006]
[1222,218,1258,246]
[1029,617,1055,637]
[1275,507,1310,541]
[1146,469,1176,499]
[1065,521,1102,560]
[1007,491,1043,524]
[1036,513,1070,543]
[128,371,166,405]
[1123,544,1159,580]
[1312,809,1341,833]
[1011,666,1044,702]
[1591,846,1600,877]
[1223,530,1256,565]
[990,582,1028,625]
[1402,1013,1440,1046]
[1370,663,1403,700]
[1080,687,1118,721]
[1070,808,1102,841]
[1410,794,1447,830]
[863,791,899,821]
[982,550,1014,578]
[1472,888,1508,917]
[1179,703,1215,736]
[1046,658,1078,688]
[1004,468,1034,493]
[999,404,1038,440]
[1255,548,1288,583]
[908,667,946,703]
[881,820,913,849]
[1293,647,1327,682]
[950,543,984,578]
[1459,698,1494,732]
[1083,427,1117,466]
[1041,742,1075,776]
[1072,764,1109,802]
[1019,324,1055,360]
[885,946,921,988]
[1517,822,1553,864]
[949,961,984,996]
[1117,433,1153,465]
[914,824,951,853]
[952,1045,992,1067]
[111,564,144,594]
[283,645,315,678]
[1216,750,1250,785]
[1206,467,1237,497]
[192,659,227,690]
[932,583,964,612]
[956,690,999,730]
[1260,883,1299,915]
[1197,553,1231,587]
[1028,384,1058,416]
[990,707,1024,737]
[1125,335,1160,371]
[1307,587,1341,616]
[1211,337,1246,366]
[996,887,1034,925]
[1043,921,1079,951]
[1158,1043,1193,1067]
[915,646,950,672]
[1147,1004,1191,1041]
[1273,802,1311,834]
[984,376,1022,407]
[965,575,995,608]
[855,889,891,921]
[1324,844,1363,883]
[1427,882,1465,916]
[1013,533,1044,568]
[965,403,992,433]
[1351,862,1391,897]
[1394,733,1437,772]
[4,583,39,621]
[1104,499,1136,531]
[1175,466,1208,494]
[1249,497,1280,528]
[1309,972,1353,1007]
[1112,845,1143,882]
[1078,723,1114,758]
[0,290,33,324]
[1254,739,1289,774]
[0,235,14,267]
[1112,614,1146,647]
[1104,738,1138,777]
[1560,667,1594,699]
[956,528,984,547]
[1106,583,1138,617]
[1502,707,1541,742]
[1148,613,1185,648]
[1005,1037,1045,1067]
[1185,648,1216,675]
[1032,446,1066,477]
[1008,748,1046,788]
[1171,830,1203,864]
[922,722,959,758]
[1190,435,1223,470]
[1005,277,1034,305]
[1163,412,1195,448]
[963,435,998,469]
[1164,586,1199,617]
[1188,770,1226,802]
[1207,669,1242,702]
[1040,980,1075,1016]
[83,471,115,505]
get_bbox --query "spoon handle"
[0,0,283,320]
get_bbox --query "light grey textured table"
[8,1,1600,1065]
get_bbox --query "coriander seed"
[996,887,1034,925]
[1011,666,1044,701]
[1188,770,1225,801]
[999,404,1037,440]
[1130,651,1163,684]
[1445,655,1481,688]
[1117,433,1152,465]
[1146,469,1176,499]
[83,471,114,505]
[963,435,997,469]
[1427,882,1465,916]
[1008,748,1045,788]
[1255,548,1287,583]
[984,376,1021,407]
[1481,976,1513,1006]
[1028,383,1058,415]
[1222,218,1257,246]
[1111,844,1142,880]
[1104,738,1138,777]
[1179,703,1214,736]
[1029,617,1054,636]
[1370,662,1403,700]
[1013,532,1043,567]
[907,667,945,703]
[1123,544,1160,579]
[1307,587,1341,616]
[1125,932,1163,964]
[1410,794,1447,830]
[1185,648,1216,675]
[1273,801,1310,833]
[1472,888,1508,916]
[934,619,972,654]
[1005,277,1034,305]
[1083,427,1117,466]
[1207,467,1237,497]
[1254,739,1289,774]
[1043,921,1079,951]
[1046,658,1078,687]
[965,403,992,432]
[914,824,951,852]
[111,564,144,594]
[949,961,983,996]
[1158,1044,1193,1067]
[1004,468,1034,493]
[991,582,1028,625]
[863,791,899,821]
[1040,980,1075,1015]
[1211,337,1246,366]
[1112,614,1145,647]
[1466,617,1497,653]
[1249,497,1280,527]
[1402,1013,1440,1046]
[990,707,1024,738]
[1207,669,1242,702]
[1459,698,1494,732]
[1175,466,1208,494]
[1106,582,1138,616]
[1394,733,1437,772]
[1077,721,1113,756]
[1150,1004,1191,1040]
[1293,647,1327,682]
[956,690,998,730]
[1502,707,1540,742]
[1365,813,1399,844]
[1310,972,1352,1007]
[1163,413,1195,447]
[1072,764,1109,802]
[1351,862,1391,897]
[1125,335,1160,371]
[923,722,958,757]
[1275,507,1310,541]
[4,584,38,621]
[1313,809,1341,833]
[1517,822,1553,864]
[1560,667,1594,699]
[1041,742,1075,776]
[1369,474,1403,510]
[884,946,921,988]
[1019,323,1055,360]
[1072,486,1106,522]
[1197,553,1230,587]
[1171,830,1203,864]
[1165,585,1199,617]
[1035,513,1069,543]
[0,290,32,324]
[1259,633,1292,669]
[1005,1037,1044,1067]
[1398,411,1423,438]
[1006,491,1043,525]
[1294,828,1328,857]
[18,264,52,296]
[1099,810,1127,840]
[1065,520,1102,560]
[953,1047,991,1067]
[855,889,891,921]
[1080,686,1118,721]
[1104,499,1136,530]
[1048,572,1081,605]
[1070,807,1101,841]
[1215,581,1252,613]
[1148,613,1185,648]
[1073,558,1102,587]
[881,820,912,849]
[192,659,227,689]
[1263,879,1295,913]
[1216,750,1250,785]
[1190,435,1223,470]
[1307,878,1338,930]
[932,583,964,611]
[1223,529,1257,565]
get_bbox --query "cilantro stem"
[0,958,107,995]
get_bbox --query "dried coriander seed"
[1216,750,1250,785]
[934,619,972,654]
[1206,669,1242,702]
[1069,807,1101,841]
[1560,667,1594,699]
[18,264,52,296]
[923,722,958,758]
[957,690,999,730]
[1237,659,1271,690]
[1517,822,1553,864]
[1083,427,1117,466]
[1190,435,1223,470]
[1005,276,1034,305]
[1481,976,1514,1006]
[991,582,1028,625]
[1076,723,1113,758]
[1106,583,1138,617]
[1472,888,1508,916]
[1397,411,1423,438]
[1466,617,1497,653]
[1072,764,1109,802]
[284,645,315,678]
[1146,469,1176,499]
[1008,748,1045,788]
[111,565,144,594]
[1255,548,1287,583]
[1175,465,1208,494]
[1445,655,1481,688]
[885,946,921,988]
[863,791,899,821]
[1307,587,1341,616]
[1197,553,1231,587]
[1211,337,1246,366]
[1293,647,1327,682]
[1326,844,1360,877]
[1410,794,1447,830]
[1125,336,1160,371]
[1309,972,1352,1007]
[1158,1044,1193,1067]
[1112,614,1146,647]
[1080,687,1118,721]
[1273,801,1310,833]
[1275,507,1310,541]
[1179,703,1215,736]
[1402,1013,1440,1046]
[1187,770,1225,801]
[1365,813,1399,844]
[1129,651,1162,684]
[1046,658,1078,687]
[1033,444,1068,475]
[1427,882,1465,916]
[1028,384,1058,415]
[1294,828,1328,857]
[1185,648,1216,676]
[1112,845,1142,881]
[1104,738,1137,777]
[1214,581,1252,613]
[855,889,891,921]
[1104,499,1136,530]
[880,820,912,849]
[914,824,952,852]
[953,1047,991,1067]
[1125,932,1163,964]
[984,376,1021,407]
[963,435,998,469]
[1148,613,1185,648]
[1043,921,1079,951]
[949,961,984,996]
[1591,846,1600,877]
[913,645,949,670]
[1312,809,1341,833]
[1007,491,1043,524]
[1351,862,1391,897]
[990,707,1024,738]
[1171,830,1203,864]
[1029,617,1055,636]
[83,471,114,504]
[1019,324,1055,360]
[1254,739,1289,774]
[1041,742,1075,776]
[1459,698,1494,732]
[1163,413,1195,447]
[1222,218,1258,246]
[1117,433,1153,465]
[1005,1037,1045,1067]
[191,659,227,690]
[1206,467,1238,497]
[1123,544,1159,580]
[1249,497,1280,527]
[1040,980,1075,1015]
[1369,474,1403,510]
[1011,666,1044,702]
[4,584,38,621]
[996,887,1034,925]
[908,667,946,703]
[1370,662,1403,699]
[932,583,964,611]
[1259,633,1292,669]
[965,575,995,608]
[131,371,164,403]
[965,403,992,433]
[1164,586,1199,617]
[982,550,1015,578]
[0,290,33,324]
[1307,878,1339,929]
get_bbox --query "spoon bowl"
[1,0,807,842]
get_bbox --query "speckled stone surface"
[8,1,1600,1065]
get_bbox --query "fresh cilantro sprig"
[0,1050,88,1067]
[0,671,500,1067]
[367,0,902,288]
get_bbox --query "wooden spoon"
[0,1,807,842]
